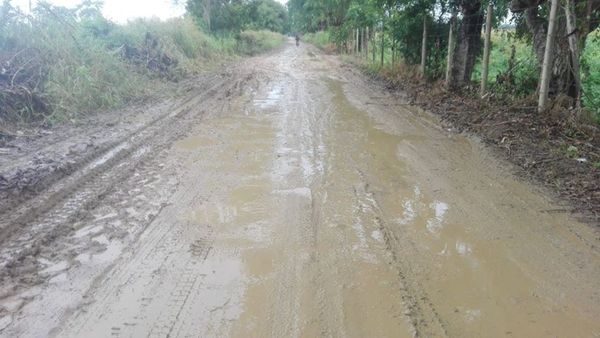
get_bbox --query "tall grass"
[303,31,333,51]
[0,2,284,125]
[471,30,539,98]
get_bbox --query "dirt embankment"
[357,67,600,225]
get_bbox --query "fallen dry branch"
[0,48,50,124]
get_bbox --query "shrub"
[472,30,539,98]
[582,29,600,121]
[235,30,285,55]
[303,31,333,51]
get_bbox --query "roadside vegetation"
[582,29,600,120]
[0,0,285,128]
[470,31,539,99]
[289,0,599,120]
[186,0,289,34]
[303,31,334,51]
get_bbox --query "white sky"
[11,0,287,23]
[11,0,187,23]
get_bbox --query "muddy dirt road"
[1,39,600,337]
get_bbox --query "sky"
[11,0,187,23]
[11,0,288,23]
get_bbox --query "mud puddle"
[2,41,599,338]
[324,77,600,336]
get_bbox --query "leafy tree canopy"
[187,0,289,34]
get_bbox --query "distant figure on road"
[295,34,300,47]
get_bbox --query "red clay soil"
[367,69,600,225]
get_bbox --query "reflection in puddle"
[455,240,472,256]
[371,230,384,243]
[396,186,419,225]
[426,201,449,235]
[253,85,283,109]
[273,187,312,199]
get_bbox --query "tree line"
[289,0,600,111]
[186,0,289,34]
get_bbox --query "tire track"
[0,71,241,282]
[355,169,448,337]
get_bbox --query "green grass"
[303,31,333,50]
[472,30,539,98]
[472,29,600,122]
[0,3,284,125]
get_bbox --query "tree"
[187,0,288,34]
[247,0,289,33]
[511,0,600,100]
[448,0,485,87]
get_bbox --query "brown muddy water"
[1,39,599,338]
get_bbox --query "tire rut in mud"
[0,70,253,292]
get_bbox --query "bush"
[582,29,600,121]
[235,30,285,55]
[303,31,334,51]
[472,30,539,98]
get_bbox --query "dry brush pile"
[0,48,50,125]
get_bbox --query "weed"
[566,145,579,158]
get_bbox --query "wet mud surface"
[1,40,599,337]
[360,68,600,224]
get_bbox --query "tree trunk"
[512,0,600,100]
[391,39,395,65]
[360,28,364,54]
[538,0,559,112]
[446,12,456,86]
[365,27,369,59]
[381,23,385,67]
[564,0,582,106]
[527,6,576,99]
[356,28,360,55]
[373,27,376,63]
[481,3,493,96]
[203,0,211,32]
[420,16,427,77]
[449,1,484,87]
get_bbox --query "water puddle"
[253,85,283,109]
[241,248,276,278]
[175,135,217,150]
[316,78,416,336]
[87,143,129,170]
